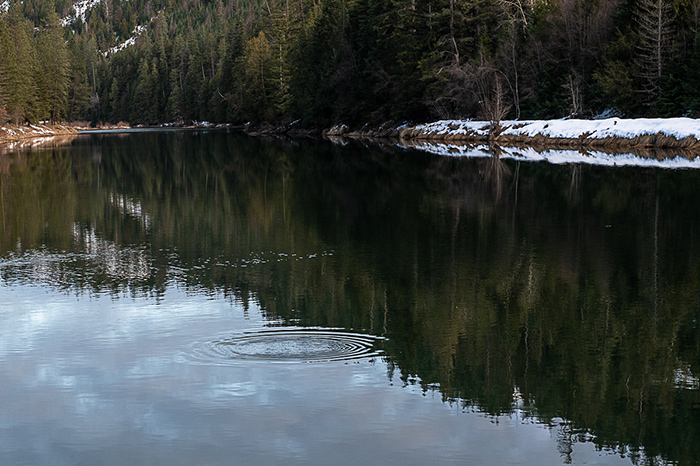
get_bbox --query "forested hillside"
[1,0,700,126]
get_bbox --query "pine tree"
[36,10,69,122]
[241,31,274,121]
[167,68,183,122]
[0,17,8,124]
[133,58,153,123]
[66,38,93,122]
[3,4,37,124]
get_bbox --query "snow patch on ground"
[413,120,491,137]
[0,0,10,13]
[503,118,700,140]
[415,118,700,141]
[407,141,700,169]
[61,0,101,26]
[104,24,147,56]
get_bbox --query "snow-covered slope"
[61,0,101,26]
[104,25,147,56]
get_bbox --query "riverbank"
[0,124,80,156]
[0,123,78,143]
[325,118,700,150]
[6,117,700,158]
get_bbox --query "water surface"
[0,131,698,465]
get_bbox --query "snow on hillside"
[61,0,101,26]
[0,1,10,13]
[59,0,149,56]
[104,24,147,56]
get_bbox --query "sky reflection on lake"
[0,282,632,466]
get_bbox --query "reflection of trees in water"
[0,132,699,465]
[0,135,77,158]
[484,147,511,201]
[0,224,153,293]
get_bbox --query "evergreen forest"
[1,0,700,126]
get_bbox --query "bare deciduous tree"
[635,0,674,103]
[449,0,460,65]
[563,72,583,116]
[445,62,512,123]
[496,0,535,119]
[496,0,534,30]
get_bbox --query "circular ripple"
[189,328,385,364]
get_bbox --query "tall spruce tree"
[36,9,69,122]
[66,38,92,122]
[0,16,9,124]
[3,4,37,124]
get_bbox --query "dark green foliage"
[682,33,700,117]
[65,38,93,121]
[2,0,700,125]
[35,10,69,122]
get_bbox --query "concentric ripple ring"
[189,328,385,364]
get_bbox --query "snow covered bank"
[1,123,78,159]
[401,118,700,149]
[0,124,78,144]
[0,135,78,157]
[324,117,700,167]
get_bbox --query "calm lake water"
[1,131,699,465]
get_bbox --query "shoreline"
[5,118,700,167]
[1,124,80,156]
[324,118,700,151]
[0,123,79,143]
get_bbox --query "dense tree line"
[3,0,700,126]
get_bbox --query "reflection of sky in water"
[0,282,636,465]
[0,222,336,294]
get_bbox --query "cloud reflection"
[0,285,637,465]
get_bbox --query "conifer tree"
[3,4,37,124]
[0,17,9,124]
[133,58,154,123]
[167,68,183,122]
[66,38,93,122]
[36,10,69,122]
[241,31,273,121]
